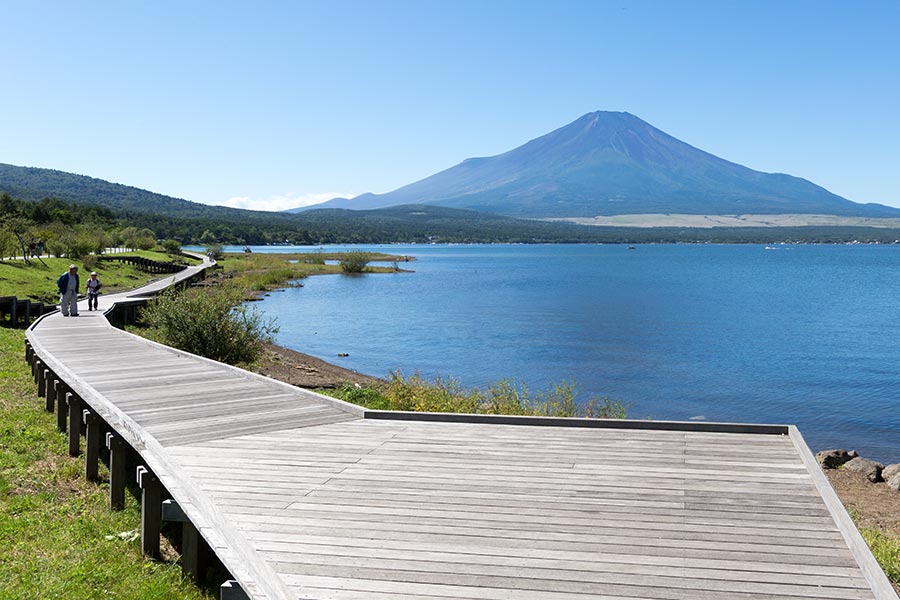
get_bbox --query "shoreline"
[252,342,382,389]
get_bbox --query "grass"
[859,528,900,585]
[0,250,197,305]
[327,370,630,418]
[0,328,212,599]
[217,251,406,296]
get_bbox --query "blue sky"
[3,1,899,210]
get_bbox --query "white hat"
[90,271,98,276]
[69,264,77,270]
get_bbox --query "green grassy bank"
[0,250,197,305]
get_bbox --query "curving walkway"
[25,256,898,600]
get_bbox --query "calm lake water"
[200,244,900,462]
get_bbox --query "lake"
[198,243,900,463]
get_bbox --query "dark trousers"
[88,292,99,310]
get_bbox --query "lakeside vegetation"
[327,371,629,418]
[216,250,405,295]
[859,527,900,584]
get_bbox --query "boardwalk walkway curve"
[24,254,898,600]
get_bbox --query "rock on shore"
[817,448,899,488]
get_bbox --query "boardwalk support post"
[67,394,83,457]
[106,433,127,510]
[220,580,249,600]
[163,499,208,583]
[136,466,162,560]
[83,410,101,481]
[46,378,59,413]
[56,385,69,433]
[38,367,48,397]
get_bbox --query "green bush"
[138,285,278,365]
[339,252,372,273]
[161,239,181,256]
[80,254,100,271]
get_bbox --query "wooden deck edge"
[363,409,791,434]
[106,331,368,419]
[789,425,899,599]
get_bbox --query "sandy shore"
[252,342,382,389]
[547,213,900,228]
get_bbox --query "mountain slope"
[298,112,899,218]
[0,162,288,223]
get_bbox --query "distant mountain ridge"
[0,162,305,224]
[294,111,899,218]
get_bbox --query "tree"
[0,226,17,259]
[0,193,20,217]
[1,216,32,261]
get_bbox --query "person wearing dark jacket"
[56,264,80,317]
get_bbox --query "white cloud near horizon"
[220,192,356,212]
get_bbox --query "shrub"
[81,254,100,271]
[585,396,630,419]
[138,284,278,366]
[161,239,181,256]
[339,252,372,273]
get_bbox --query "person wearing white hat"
[56,264,80,317]
[86,271,102,311]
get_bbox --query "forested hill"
[0,162,617,242]
[0,162,282,222]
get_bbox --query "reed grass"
[329,370,630,419]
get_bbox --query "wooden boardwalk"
[25,257,898,600]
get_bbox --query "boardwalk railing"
[23,253,900,600]
[1,295,55,327]
[100,254,187,274]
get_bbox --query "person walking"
[56,264,80,317]
[86,271,102,311]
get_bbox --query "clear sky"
[3,1,899,211]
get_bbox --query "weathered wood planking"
[25,254,898,600]
[162,418,897,599]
